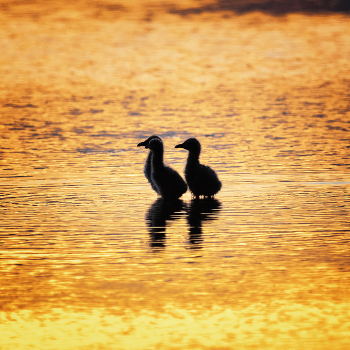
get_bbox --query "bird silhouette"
[146,138,187,199]
[137,135,162,194]
[175,138,222,199]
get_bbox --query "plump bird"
[146,138,187,199]
[137,135,162,194]
[175,138,222,199]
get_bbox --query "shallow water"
[1,1,350,349]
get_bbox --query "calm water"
[1,1,350,349]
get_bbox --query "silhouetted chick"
[146,138,187,199]
[137,135,162,194]
[175,138,222,198]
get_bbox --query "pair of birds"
[137,136,222,200]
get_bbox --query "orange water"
[1,2,350,349]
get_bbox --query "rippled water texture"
[1,1,350,349]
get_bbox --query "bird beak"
[145,144,150,149]
[137,141,146,147]
[175,143,184,148]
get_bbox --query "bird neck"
[145,151,152,171]
[151,150,164,170]
[187,150,200,166]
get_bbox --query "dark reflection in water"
[146,198,222,248]
[146,198,185,247]
[187,198,222,247]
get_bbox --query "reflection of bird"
[137,135,162,194]
[175,138,222,199]
[146,198,185,247]
[146,138,187,199]
[187,198,222,246]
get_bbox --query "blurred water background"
[0,0,350,349]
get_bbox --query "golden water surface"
[1,1,350,349]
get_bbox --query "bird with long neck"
[137,135,162,194]
[175,138,222,199]
[146,138,187,199]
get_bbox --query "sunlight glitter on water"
[2,303,350,350]
[1,1,350,349]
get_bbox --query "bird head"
[175,138,201,153]
[145,138,164,153]
[137,135,161,147]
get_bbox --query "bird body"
[175,138,221,198]
[146,138,187,199]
